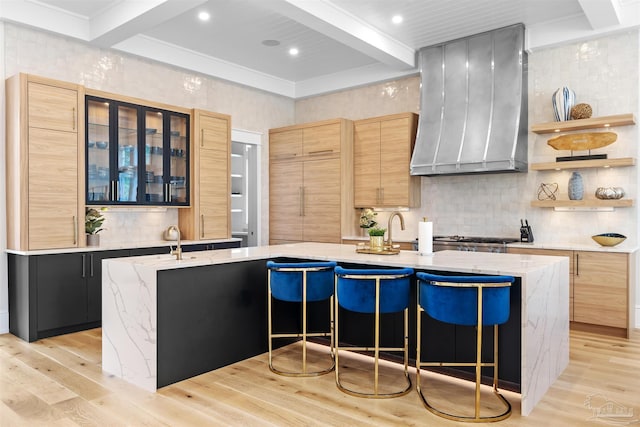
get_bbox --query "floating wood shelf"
[530,157,636,171]
[531,199,634,208]
[531,113,636,134]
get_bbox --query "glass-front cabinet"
[86,96,189,206]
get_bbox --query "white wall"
[0,23,295,334]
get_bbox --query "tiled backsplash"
[297,31,639,247]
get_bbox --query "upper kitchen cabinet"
[269,119,354,244]
[354,113,421,208]
[85,93,190,206]
[6,74,84,251]
[179,110,231,240]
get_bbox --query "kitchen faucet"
[168,225,182,260]
[386,211,405,247]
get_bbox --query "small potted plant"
[359,208,377,236]
[85,207,106,246]
[368,227,386,250]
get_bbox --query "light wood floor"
[1,328,639,426]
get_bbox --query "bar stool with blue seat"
[334,266,414,398]
[267,260,337,377]
[416,272,514,422]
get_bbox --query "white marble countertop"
[103,241,569,416]
[5,237,242,256]
[507,241,638,253]
[110,242,567,276]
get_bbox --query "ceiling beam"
[272,0,415,69]
[577,0,621,29]
[90,0,207,47]
[0,0,90,40]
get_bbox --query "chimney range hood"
[410,24,528,176]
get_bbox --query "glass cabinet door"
[86,95,189,206]
[144,110,165,203]
[117,105,139,202]
[87,99,111,202]
[168,114,189,204]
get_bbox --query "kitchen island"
[102,242,569,416]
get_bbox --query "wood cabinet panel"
[353,113,419,208]
[6,74,82,251]
[28,128,79,249]
[303,158,341,243]
[28,81,78,133]
[380,117,413,206]
[179,110,230,240]
[303,123,340,156]
[574,252,627,328]
[507,247,630,332]
[270,129,302,161]
[354,121,381,206]
[269,161,303,241]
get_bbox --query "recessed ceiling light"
[392,15,403,24]
[198,11,210,21]
[289,47,299,56]
[262,39,280,47]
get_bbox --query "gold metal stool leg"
[335,276,412,398]
[268,268,335,377]
[416,285,512,422]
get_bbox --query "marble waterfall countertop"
[102,242,569,416]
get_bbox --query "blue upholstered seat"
[416,272,513,326]
[267,261,336,302]
[334,266,413,314]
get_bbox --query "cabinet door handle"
[90,254,94,277]
[72,107,76,130]
[299,187,304,216]
[201,129,204,147]
[201,214,205,238]
[81,254,86,278]
[575,253,579,276]
[73,215,77,245]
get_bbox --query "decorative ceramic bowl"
[96,141,108,149]
[591,233,626,247]
[595,187,625,200]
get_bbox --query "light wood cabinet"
[507,246,633,336]
[354,112,420,208]
[269,119,354,244]
[179,110,231,240]
[6,74,83,250]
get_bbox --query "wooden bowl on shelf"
[591,233,626,247]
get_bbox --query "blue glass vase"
[568,171,584,200]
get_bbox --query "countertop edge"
[5,238,243,256]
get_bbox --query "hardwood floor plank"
[0,328,639,426]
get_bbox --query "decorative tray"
[355,246,400,255]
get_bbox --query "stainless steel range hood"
[410,24,527,176]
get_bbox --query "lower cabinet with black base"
[9,250,127,342]
[8,241,240,342]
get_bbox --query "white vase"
[568,172,584,200]
[87,234,100,247]
[552,87,576,122]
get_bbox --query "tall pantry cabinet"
[269,119,354,244]
[179,110,231,240]
[6,74,84,250]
